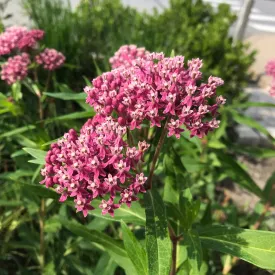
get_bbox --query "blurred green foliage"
[23,0,255,101]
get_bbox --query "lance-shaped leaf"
[44,92,86,101]
[94,253,117,275]
[184,230,203,275]
[60,219,138,275]
[121,221,148,275]
[216,152,263,198]
[0,125,36,139]
[231,110,274,140]
[23,148,46,165]
[44,111,95,123]
[91,201,145,226]
[263,171,275,205]
[198,225,275,270]
[144,190,172,275]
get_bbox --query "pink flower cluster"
[1,53,30,85]
[40,115,149,217]
[35,48,66,71]
[265,59,275,96]
[109,45,149,69]
[0,26,44,55]
[41,47,224,217]
[0,26,65,85]
[85,52,225,139]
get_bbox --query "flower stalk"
[146,118,169,190]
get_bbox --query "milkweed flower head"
[40,115,149,217]
[0,26,44,55]
[17,29,44,50]
[265,59,275,97]
[109,44,149,69]
[265,59,275,77]
[1,53,30,85]
[269,79,275,97]
[85,51,225,139]
[35,48,65,71]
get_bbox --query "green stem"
[39,198,45,272]
[146,118,170,190]
[44,71,51,93]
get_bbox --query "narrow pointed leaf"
[216,152,263,198]
[94,253,117,275]
[231,111,274,139]
[23,147,46,164]
[60,219,137,275]
[144,190,172,275]
[184,230,203,274]
[198,225,275,270]
[0,125,35,138]
[44,111,95,123]
[44,92,86,101]
[91,202,145,226]
[121,221,148,275]
[263,171,275,205]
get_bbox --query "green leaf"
[92,58,103,76]
[232,101,275,109]
[23,148,46,164]
[91,201,145,226]
[94,253,117,275]
[83,76,92,87]
[60,219,137,275]
[29,159,45,165]
[213,115,227,140]
[208,139,226,149]
[181,157,205,173]
[216,152,263,198]
[87,218,110,231]
[43,261,56,275]
[32,164,43,183]
[144,190,172,275]
[0,200,22,207]
[263,171,275,205]
[232,146,275,158]
[200,202,212,226]
[163,176,179,205]
[17,183,59,199]
[199,225,275,270]
[121,221,148,275]
[170,49,175,57]
[179,188,200,230]
[231,110,274,139]
[0,170,34,180]
[0,125,36,139]
[44,111,95,123]
[181,131,202,152]
[184,230,203,274]
[44,92,86,101]
[11,82,22,101]
[11,150,27,158]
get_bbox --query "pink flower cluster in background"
[0,26,65,85]
[17,29,44,50]
[1,53,30,85]
[41,115,149,217]
[265,59,275,96]
[86,52,225,139]
[109,44,149,69]
[35,48,66,71]
[0,26,44,55]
